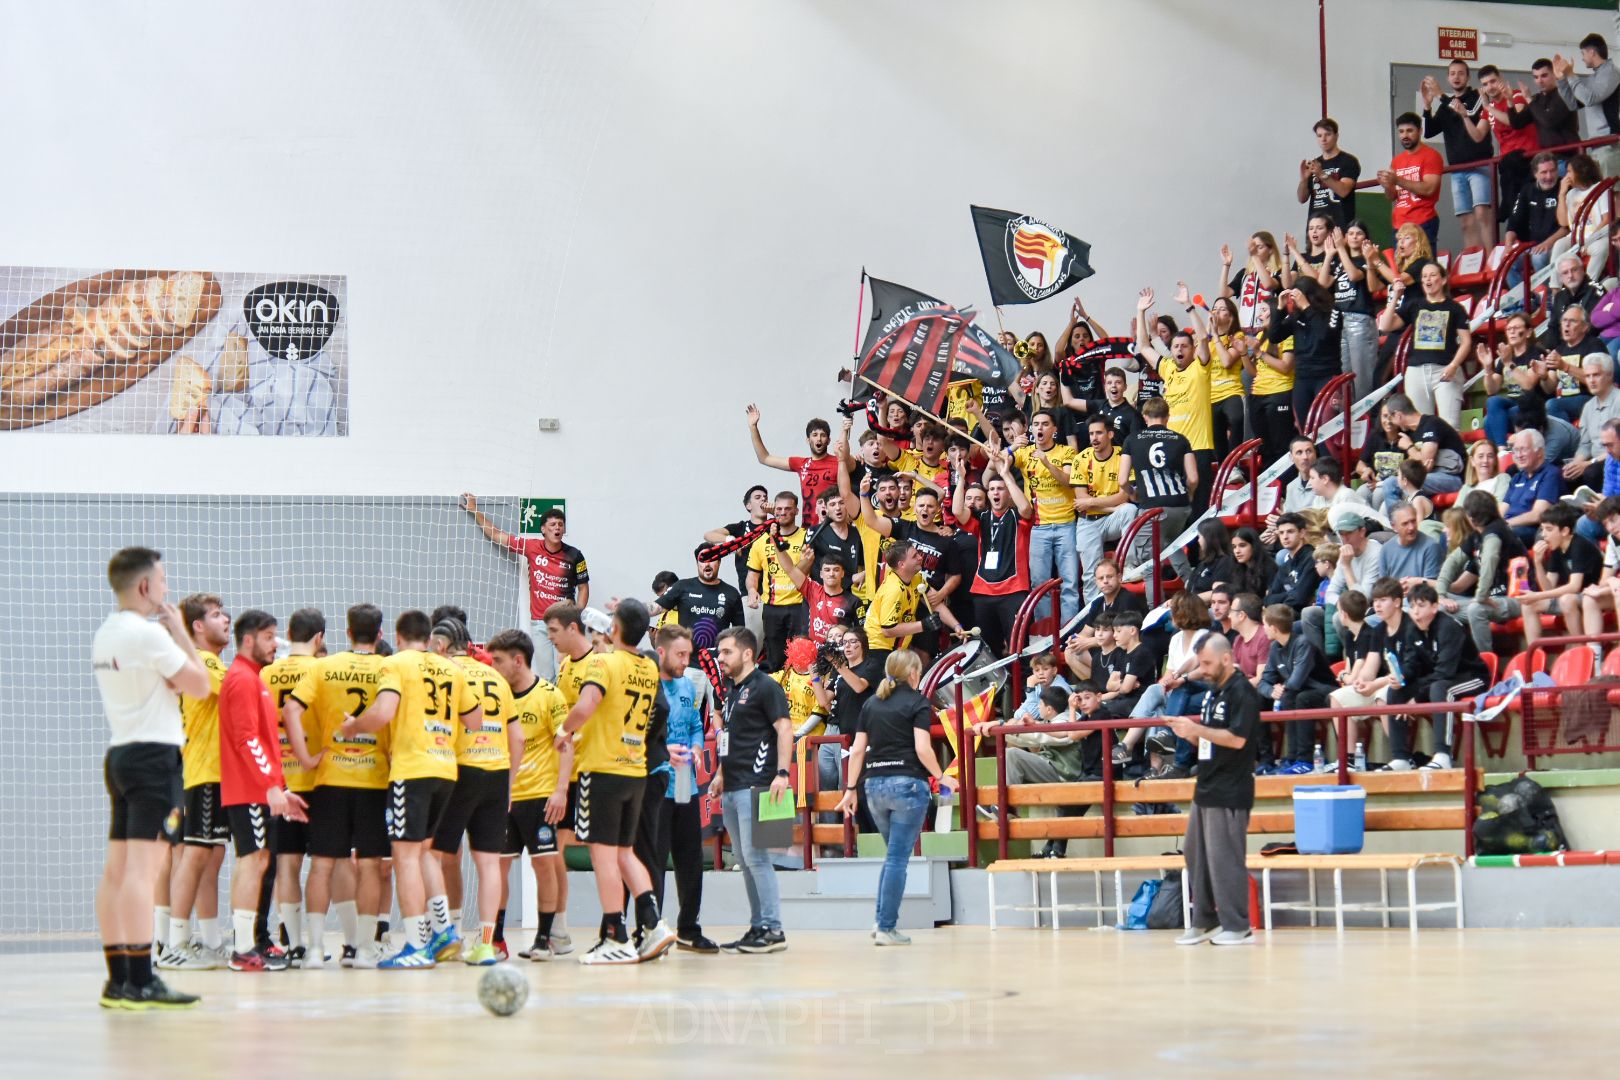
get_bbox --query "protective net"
[0,492,533,948]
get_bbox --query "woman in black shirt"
[1377,263,1472,429]
[1187,519,1237,600]
[1227,527,1275,599]
[1271,277,1343,427]
[836,649,952,945]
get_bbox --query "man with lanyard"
[951,448,1035,659]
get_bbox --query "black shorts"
[574,771,644,847]
[561,780,579,834]
[182,782,230,846]
[432,766,511,855]
[308,786,391,860]
[273,803,311,856]
[503,797,562,857]
[105,743,183,844]
[226,803,274,858]
[388,776,455,844]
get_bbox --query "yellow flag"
[937,685,996,784]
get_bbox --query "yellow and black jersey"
[865,571,928,652]
[574,648,661,778]
[378,649,478,782]
[510,677,569,801]
[260,653,318,793]
[451,654,516,772]
[747,527,808,606]
[288,650,391,790]
[180,650,228,787]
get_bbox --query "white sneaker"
[303,943,325,969]
[1174,926,1217,945]
[873,929,912,946]
[166,942,218,970]
[1377,758,1413,772]
[1422,752,1453,770]
[549,934,574,956]
[578,938,639,966]
[350,944,385,969]
[1211,929,1254,946]
[636,922,677,963]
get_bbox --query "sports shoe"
[494,940,509,962]
[1175,926,1217,946]
[1422,752,1453,770]
[340,945,357,968]
[1211,929,1254,946]
[524,941,554,962]
[287,945,308,968]
[578,938,640,966]
[99,980,127,1009]
[464,942,499,966]
[1376,759,1413,772]
[166,942,218,971]
[120,977,201,1010]
[428,926,463,962]
[228,948,270,972]
[350,944,385,969]
[261,944,291,971]
[378,943,436,969]
[975,803,999,821]
[677,932,719,954]
[1111,743,1132,767]
[873,929,912,947]
[155,942,183,970]
[1144,763,1191,781]
[735,928,787,954]
[1278,761,1314,776]
[636,921,677,963]
[1038,839,1069,859]
[549,934,574,956]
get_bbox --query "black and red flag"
[970,205,1094,306]
[851,277,1017,415]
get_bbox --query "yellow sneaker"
[464,942,499,966]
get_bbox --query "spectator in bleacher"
[1064,611,1113,685]
[1243,298,1297,466]
[1569,354,1620,489]
[1096,612,1154,721]
[1326,588,1379,759]
[1357,402,1407,490]
[1013,409,1080,628]
[1124,592,1216,774]
[1258,603,1337,774]
[746,406,836,528]
[1127,314,1176,407]
[1269,438,1321,541]
[1303,509,1382,649]
[1186,520,1235,600]
[1421,62,1496,249]
[1203,296,1249,461]
[1554,36,1620,176]
[1380,502,1445,589]
[1170,634,1260,946]
[1512,400,1579,468]
[1541,310,1606,427]
[1403,582,1491,771]
[1207,583,1234,635]
[1271,278,1343,427]
[1516,59,1579,159]
[1030,374,1080,451]
[1575,420,1620,543]
[1333,577,1414,768]
[1220,232,1283,331]
[951,449,1033,659]
[1265,514,1321,611]
[1541,256,1606,349]
[1374,395,1467,513]
[1072,416,1137,604]
[1325,222,1380,400]
[1381,113,1445,249]
[1297,117,1360,229]
[1137,285,1216,514]
[1437,490,1530,652]
[1009,652,1070,726]
[1377,271,1471,428]
[1227,527,1275,600]
[1549,154,1612,281]
[1481,313,1556,445]
[1577,495,1620,638]
[1367,223,1439,295]
[1119,398,1198,584]
[1054,295,1111,401]
[1228,593,1271,683]
[1460,436,1510,506]
[1502,428,1564,545]
[1281,218,1330,288]
[1066,365,1144,446]
[1069,559,1148,652]
[1503,154,1570,285]
[1469,65,1541,216]
[1395,459,1438,527]
[1521,502,1603,647]
[1307,457,1371,512]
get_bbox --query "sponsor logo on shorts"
[163,808,182,839]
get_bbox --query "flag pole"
[855,375,993,452]
[849,268,867,405]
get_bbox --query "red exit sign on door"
[1439,26,1478,61]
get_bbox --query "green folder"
[753,788,796,847]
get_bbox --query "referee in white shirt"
[91,547,211,1010]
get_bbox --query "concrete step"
[779,891,937,930]
[812,857,954,923]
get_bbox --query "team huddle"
[91,543,797,1010]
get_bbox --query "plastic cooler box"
[1292,785,1366,854]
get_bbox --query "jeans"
[1548,394,1589,426]
[863,775,931,932]
[528,620,560,682]
[1075,505,1139,602]
[816,725,845,821]
[719,787,781,932]
[1404,364,1463,428]
[1578,514,1605,544]
[1341,312,1378,402]
[1029,521,1079,627]
[1483,395,1520,447]
[1450,167,1493,215]
[1377,469,1461,515]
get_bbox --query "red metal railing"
[1113,506,1166,607]
[1208,438,1265,530]
[1304,373,1357,479]
[1005,577,1063,704]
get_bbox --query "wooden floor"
[7,927,1617,1078]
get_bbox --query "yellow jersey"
[1207,333,1246,404]
[379,649,478,783]
[180,650,228,787]
[556,649,594,780]
[451,654,516,772]
[747,527,808,606]
[773,667,823,734]
[287,650,391,790]
[866,571,927,652]
[854,515,894,602]
[509,676,569,801]
[1014,443,1080,525]
[260,653,319,793]
[944,380,982,423]
[574,648,661,778]
[1157,353,1213,451]
[1071,447,1124,513]
[1251,333,1296,397]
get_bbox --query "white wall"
[3,0,1609,602]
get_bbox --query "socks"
[538,911,556,941]
[633,891,661,933]
[334,901,359,948]
[168,921,189,953]
[104,945,128,983]
[428,895,451,934]
[232,909,257,953]
[377,919,390,942]
[601,912,627,944]
[358,915,378,948]
[406,914,431,950]
[481,922,495,945]
[126,943,154,987]
[279,904,303,950]
[198,917,222,950]
[153,906,170,946]
[493,908,506,944]
[448,906,462,931]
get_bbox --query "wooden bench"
[986,855,1189,930]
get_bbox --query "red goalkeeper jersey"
[219,654,285,806]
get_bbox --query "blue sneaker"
[1281,761,1314,776]
[428,926,462,962]
[378,943,436,969]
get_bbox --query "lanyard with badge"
[984,511,1008,572]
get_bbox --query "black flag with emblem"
[970,205,1094,306]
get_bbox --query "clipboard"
[752,787,796,847]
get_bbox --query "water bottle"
[674,761,694,804]
[934,786,956,833]
[1353,741,1367,773]
[1313,742,1325,772]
